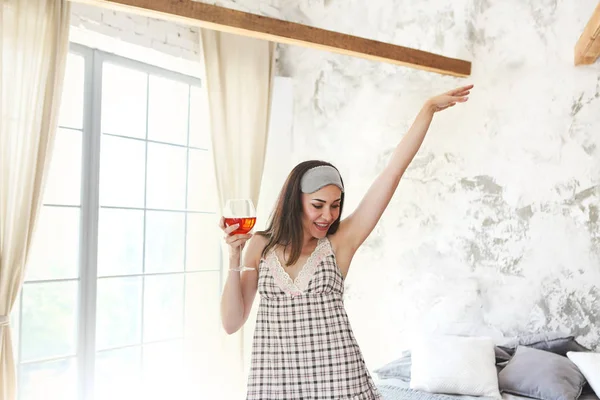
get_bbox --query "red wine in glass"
[224,199,257,272]
[224,217,256,235]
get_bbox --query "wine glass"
[224,199,257,272]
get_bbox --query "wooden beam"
[575,2,600,65]
[71,0,471,77]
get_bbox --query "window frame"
[15,42,221,400]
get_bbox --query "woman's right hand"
[425,84,473,113]
[219,217,253,259]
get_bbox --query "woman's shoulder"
[252,232,269,245]
[247,232,270,260]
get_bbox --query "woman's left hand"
[426,84,473,113]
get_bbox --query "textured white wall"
[274,0,600,367]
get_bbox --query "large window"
[13,44,222,400]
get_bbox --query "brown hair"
[258,160,344,266]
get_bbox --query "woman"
[220,85,473,399]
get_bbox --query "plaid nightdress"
[246,237,382,400]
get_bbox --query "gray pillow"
[495,346,512,363]
[526,336,590,356]
[499,333,589,357]
[374,350,411,381]
[498,346,587,400]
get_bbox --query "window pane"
[100,135,145,208]
[142,340,184,397]
[11,295,20,364]
[20,358,77,400]
[184,272,220,341]
[26,206,80,281]
[145,211,184,273]
[21,282,78,362]
[187,149,218,212]
[95,347,141,400]
[189,86,210,149]
[186,214,220,271]
[182,273,223,399]
[43,128,82,206]
[143,275,183,342]
[182,337,233,399]
[146,142,186,210]
[98,208,144,277]
[148,75,188,145]
[59,53,84,130]
[96,277,142,350]
[102,62,147,139]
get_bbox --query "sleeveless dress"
[246,237,382,400]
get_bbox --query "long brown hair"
[258,160,345,266]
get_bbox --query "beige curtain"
[0,1,70,399]
[200,30,275,209]
[199,29,275,396]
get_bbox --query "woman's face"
[301,184,342,239]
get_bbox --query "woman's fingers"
[447,84,474,96]
[450,88,470,98]
[219,215,240,235]
[224,223,240,235]
[437,103,456,111]
[438,95,466,108]
[219,217,238,234]
[224,233,252,242]
[445,95,468,105]
[225,235,253,249]
[224,233,252,244]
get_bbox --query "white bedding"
[503,395,599,400]
[375,377,600,400]
[375,378,495,400]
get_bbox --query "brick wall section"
[70,1,281,61]
[70,3,201,60]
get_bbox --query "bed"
[375,378,600,400]
[372,332,599,400]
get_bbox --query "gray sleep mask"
[300,165,344,194]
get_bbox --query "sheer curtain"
[200,30,275,207]
[0,1,70,399]
[199,29,275,395]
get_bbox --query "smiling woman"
[302,183,342,236]
[259,161,345,267]
[218,84,473,400]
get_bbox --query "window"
[13,44,222,400]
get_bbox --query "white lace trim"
[268,238,331,296]
[269,252,298,295]
[295,238,330,292]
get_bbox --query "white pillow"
[410,335,501,399]
[567,351,600,395]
